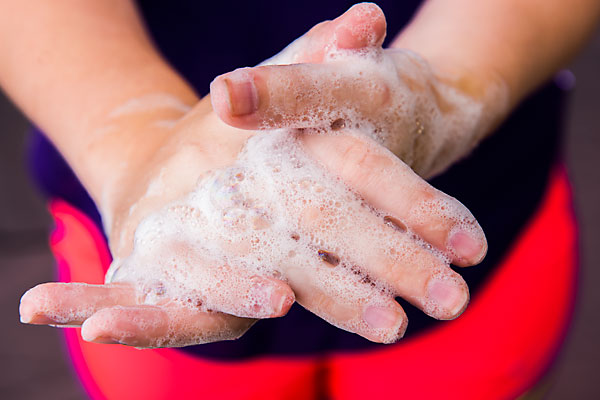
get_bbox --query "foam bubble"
[108,93,192,118]
[261,37,507,178]
[104,45,491,345]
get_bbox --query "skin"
[1,1,598,346]
[211,1,600,176]
[19,97,486,346]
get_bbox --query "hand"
[20,93,486,347]
[210,3,508,178]
[20,99,276,347]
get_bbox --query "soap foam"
[261,37,507,178]
[103,46,489,346]
[105,126,480,346]
[108,93,192,119]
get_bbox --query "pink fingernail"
[222,68,259,116]
[19,290,36,323]
[247,279,293,317]
[19,314,33,324]
[450,231,484,262]
[19,303,34,324]
[270,289,293,316]
[363,306,401,330]
[427,279,468,317]
[81,320,109,343]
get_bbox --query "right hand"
[20,94,487,347]
[210,3,508,179]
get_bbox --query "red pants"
[49,167,578,399]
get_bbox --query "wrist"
[92,111,183,240]
[390,20,512,140]
[429,61,510,141]
[383,48,509,177]
[81,91,199,202]
[428,62,510,176]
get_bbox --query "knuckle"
[308,20,331,38]
[340,138,370,169]
[338,138,389,188]
[369,79,391,109]
[311,292,356,322]
[271,67,318,116]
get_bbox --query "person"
[1,1,598,398]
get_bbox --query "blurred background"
[0,27,599,400]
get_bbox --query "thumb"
[210,62,390,130]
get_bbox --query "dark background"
[1,29,599,400]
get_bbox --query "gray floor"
[1,30,599,399]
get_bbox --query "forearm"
[393,0,600,113]
[0,0,198,205]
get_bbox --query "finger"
[295,192,470,320]
[136,272,295,320]
[284,253,407,344]
[80,304,255,348]
[266,2,386,65]
[331,2,387,50]
[19,282,137,326]
[210,62,390,130]
[300,133,487,267]
[186,269,295,319]
[118,241,295,319]
[211,2,387,128]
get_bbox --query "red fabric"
[50,204,318,400]
[49,167,577,400]
[327,167,578,399]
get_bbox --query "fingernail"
[19,303,33,324]
[80,320,115,344]
[363,305,402,330]
[427,279,468,317]
[222,68,259,116]
[450,231,484,262]
[19,313,32,324]
[270,289,293,316]
[247,279,293,317]
[19,290,35,323]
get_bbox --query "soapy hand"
[210,3,507,178]
[19,4,489,347]
[20,94,486,347]
[20,101,270,347]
